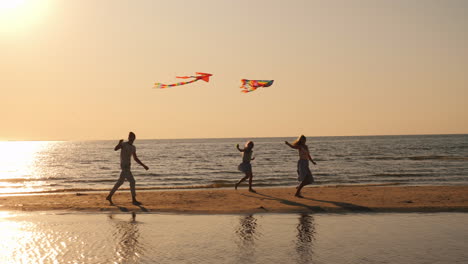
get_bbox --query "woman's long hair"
[291,135,306,147]
[244,141,254,150]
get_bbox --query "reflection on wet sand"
[235,213,316,263]
[296,214,315,264]
[0,212,466,263]
[108,212,143,264]
[236,214,260,262]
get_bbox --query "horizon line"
[1,133,467,142]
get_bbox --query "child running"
[285,135,317,198]
[235,141,256,193]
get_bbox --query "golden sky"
[1,0,467,140]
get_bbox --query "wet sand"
[1,185,467,213]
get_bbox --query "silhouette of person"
[235,141,256,192]
[106,132,149,205]
[285,135,317,198]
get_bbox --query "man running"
[106,132,149,205]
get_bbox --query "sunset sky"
[1,0,467,141]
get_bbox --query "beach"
[1,185,467,213]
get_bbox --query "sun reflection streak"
[0,213,35,263]
[0,141,58,194]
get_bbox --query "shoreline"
[0,183,405,197]
[0,185,467,214]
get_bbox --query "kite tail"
[153,78,199,89]
[175,76,196,79]
[240,86,258,93]
[153,72,212,89]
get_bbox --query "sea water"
[0,134,467,194]
[0,212,466,264]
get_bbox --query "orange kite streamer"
[154,72,212,89]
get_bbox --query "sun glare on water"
[0,141,55,194]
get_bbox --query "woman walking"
[285,135,317,198]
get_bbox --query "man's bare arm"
[114,140,123,151]
[133,152,149,170]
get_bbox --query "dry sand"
[1,185,467,214]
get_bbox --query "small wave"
[78,159,109,164]
[408,156,468,161]
[321,182,402,187]
[366,157,405,161]
[64,179,117,183]
[359,155,468,161]
[258,177,292,181]
[0,187,111,195]
[211,180,231,184]
[216,170,241,174]
[0,177,69,183]
[0,178,37,183]
[373,173,430,178]
[148,172,192,177]
[141,173,160,177]
[138,184,232,190]
[0,185,23,189]
[47,177,70,181]
[314,173,335,177]
[141,177,201,182]
[199,182,233,188]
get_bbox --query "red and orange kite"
[153,72,212,89]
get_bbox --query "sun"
[0,0,49,33]
[0,0,26,13]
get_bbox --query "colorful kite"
[240,79,274,93]
[154,72,212,89]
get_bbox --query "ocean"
[0,134,467,195]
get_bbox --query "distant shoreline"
[1,185,467,214]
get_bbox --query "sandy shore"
[1,185,467,214]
